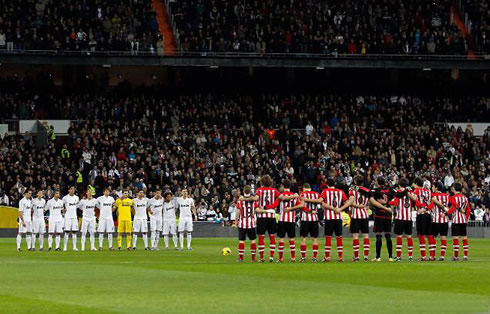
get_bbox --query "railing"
[1,49,489,60]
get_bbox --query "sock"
[336,236,343,259]
[48,234,53,248]
[440,239,447,258]
[300,244,306,259]
[238,242,245,260]
[258,235,265,260]
[108,233,113,248]
[90,233,95,250]
[312,243,319,259]
[385,234,393,258]
[376,234,382,258]
[39,234,44,249]
[64,233,69,250]
[55,235,61,249]
[26,234,32,249]
[72,233,77,249]
[99,234,104,248]
[32,234,37,249]
[186,233,192,248]
[81,234,86,250]
[289,239,296,260]
[278,241,284,260]
[396,236,402,258]
[151,232,156,248]
[269,235,276,259]
[363,238,370,258]
[164,235,169,248]
[324,236,332,259]
[133,234,138,248]
[118,234,122,248]
[155,231,160,247]
[16,234,21,249]
[462,239,468,258]
[127,234,132,248]
[179,233,184,248]
[453,238,460,258]
[407,237,413,257]
[251,242,257,260]
[172,234,178,247]
[143,234,148,248]
[428,235,436,259]
[353,239,360,259]
[418,235,426,258]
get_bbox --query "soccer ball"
[222,247,232,256]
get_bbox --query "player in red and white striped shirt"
[389,178,417,262]
[413,177,434,261]
[297,183,321,262]
[303,177,348,262]
[430,182,451,261]
[447,182,471,261]
[347,175,372,262]
[235,185,258,262]
[268,179,303,262]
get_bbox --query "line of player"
[235,175,470,263]
[16,186,197,252]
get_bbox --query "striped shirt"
[389,189,414,221]
[321,188,347,220]
[300,191,320,221]
[432,192,450,223]
[413,188,432,209]
[237,199,257,229]
[348,186,371,219]
[447,194,470,224]
[256,187,279,219]
[274,191,299,223]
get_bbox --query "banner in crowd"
[0,206,18,228]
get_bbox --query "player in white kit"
[46,190,64,251]
[177,188,197,251]
[163,190,178,250]
[132,190,149,250]
[148,189,164,250]
[31,190,47,251]
[17,190,33,252]
[96,187,116,250]
[62,186,80,251]
[79,190,98,251]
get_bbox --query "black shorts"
[416,214,432,235]
[373,217,392,233]
[350,218,369,234]
[394,220,413,236]
[238,228,257,241]
[324,219,342,236]
[431,223,449,237]
[300,221,319,238]
[277,221,296,238]
[451,223,467,237]
[256,218,277,235]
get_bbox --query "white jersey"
[163,199,177,221]
[133,197,149,219]
[176,197,195,218]
[19,197,33,223]
[32,197,46,220]
[62,194,79,219]
[46,198,64,222]
[96,195,115,219]
[148,197,164,218]
[78,199,97,219]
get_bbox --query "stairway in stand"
[151,0,177,56]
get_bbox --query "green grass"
[0,237,489,313]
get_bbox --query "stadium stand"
[168,0,488,55]
[1,80,488,222]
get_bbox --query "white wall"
[19,120,71,134]
[447,123,489,136]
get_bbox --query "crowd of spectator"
[1,87,489,224]
[0,0,162,53]
[170,0,488,55]
[461,0,490,54]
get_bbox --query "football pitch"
[0,237,489,313]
